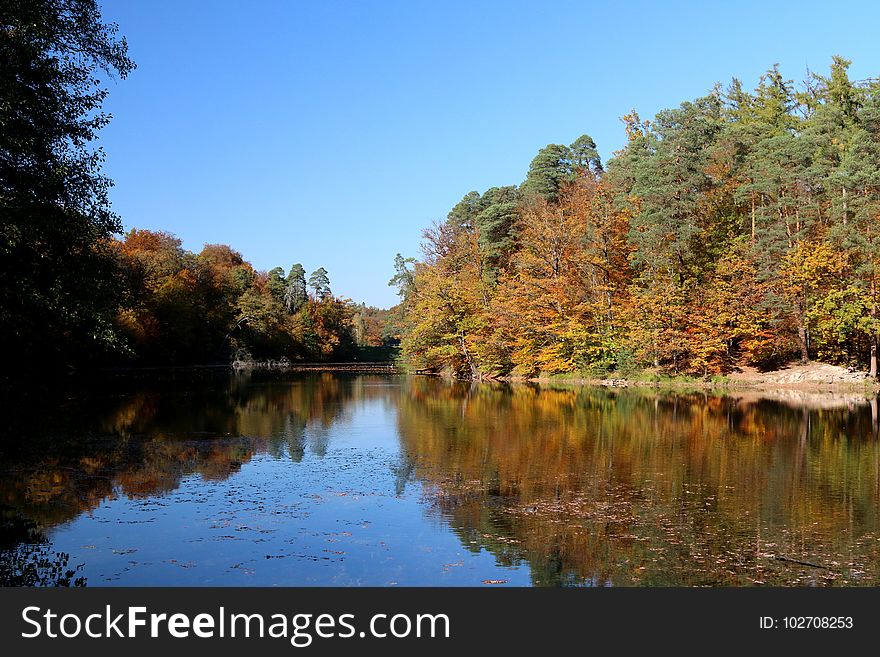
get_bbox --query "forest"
[4,3,880,383]
[0,1,393,378]
[110,229,395,366]
[392,57,880,380]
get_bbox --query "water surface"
[2,372,879,586]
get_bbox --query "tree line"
[1,1,394,380]
[5,3,879,382]
[112,229,395,365]
[392,57,880,379]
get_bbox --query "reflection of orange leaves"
[118,471,177,498]
[398,378,880,585]
[0,379,381,532]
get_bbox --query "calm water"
[2,372,879,586]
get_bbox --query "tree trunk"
[459,333,479,381]
[750,197,756,242]
[797,324,809,365]
[872,278,877,378]
[798,290,810,364]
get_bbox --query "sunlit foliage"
[397,58,880,378]
[113,230,356,364]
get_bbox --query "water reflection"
[1,372,393,586]
[398,381,880,585]
[1,372,878,586]
[2,373,359,530]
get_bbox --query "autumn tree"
[398,57,880,379]
[494,180,626,375]
[401,220,497,378]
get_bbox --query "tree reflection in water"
[397,379,880,586]
[1,372,878,586]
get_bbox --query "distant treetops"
[393,57,880,379]
[1,1,399,377]
[111,230,394,365]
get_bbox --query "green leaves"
[284,264,307,313]
[1,0,135,378]
[308,267,331,299]
[397,57,880,379]
[521,134,602,203]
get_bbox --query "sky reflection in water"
[2,372,879,587]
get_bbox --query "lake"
[2,371,879,586]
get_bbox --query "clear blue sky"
[98,0,880,308]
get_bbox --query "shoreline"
[517,374,880,394]
[506,367,880,410]
[83,361,880,397]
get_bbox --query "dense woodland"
[393,57,880,379]
[5,3,880,383]
[111,229,394,365]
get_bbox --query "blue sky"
[98,0,880,308]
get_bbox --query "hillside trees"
[397,58,880,379]
[113,230,355,364]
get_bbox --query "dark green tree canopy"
[624,95,724,280]
[446,191,482,232]
[284,263,308,312]
[521,134,602,202]
[521,143,573,202]
[267,267,287,300]
[388,253,415,300]
[570,134,603,174]
[440,186,522,281]
[0,0,135,377]
[475,185,520,279]
[309,267,331,299]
